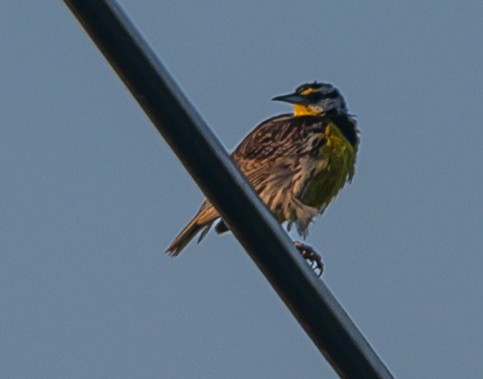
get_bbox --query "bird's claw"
[294,241,324,277]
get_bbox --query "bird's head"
[272,82,347,117]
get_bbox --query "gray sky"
[2,1,482,378]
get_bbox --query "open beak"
[272,92,308,105]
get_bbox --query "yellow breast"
[302,122,356,209]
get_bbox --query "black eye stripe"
[305,90,339,102]
[307,92,323,101]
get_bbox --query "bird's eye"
[306,92,323,102]
[324,90,340,99]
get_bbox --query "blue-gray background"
[2,1,482,378]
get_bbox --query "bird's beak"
[272,92,308,105]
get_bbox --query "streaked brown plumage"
[166,82,359,257]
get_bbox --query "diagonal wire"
[63,1,395,378]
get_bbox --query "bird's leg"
[294,241,324,277]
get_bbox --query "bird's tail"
[165,205,219,256]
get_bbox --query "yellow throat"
[293,87,321,116]
[293,104,320,116]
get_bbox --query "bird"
[165,81,359,273]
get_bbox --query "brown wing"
[214,115,328,234]
[232,114,325,161]
[167,114,328,252]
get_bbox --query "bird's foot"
[294,241,324,277]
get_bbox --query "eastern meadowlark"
[166,82,359,272]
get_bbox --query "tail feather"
[165,204,219,256]
[166,218,203,257]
